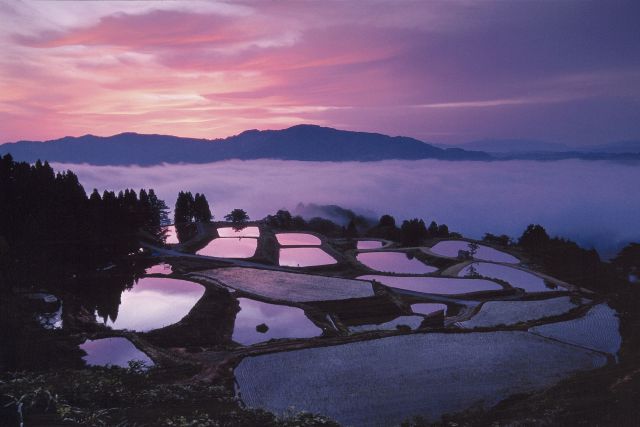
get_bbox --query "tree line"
[0,154,168,290]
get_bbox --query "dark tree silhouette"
[225,209,249,230]
[518,224,550,254]
[345,219,359,238]
[193,193,212,222]
[378,215,396,228]
[400,219,428,246]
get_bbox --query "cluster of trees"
[368,215,454,245]
[174,191,212,224]
[0,154,167,289]
[517,224,635,292]
[224,209,250,229]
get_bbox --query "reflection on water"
[98,277,205,332]
[145,263,173,275]
[80,337,153,368]
[411,303,448,316]
[357,240,384,250]
[359,275,503,295]
[279,247,337,267]
[164,225,179,244]
[357,252,437,274]
[232,298,322,345]
[429,241,519,263]
[276,233,321,246]
[459,263,560,293]
[197,238,257,258]
[218,226,260,237]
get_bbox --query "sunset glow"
[1,0,639,144]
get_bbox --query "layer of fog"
[54,159,640,258]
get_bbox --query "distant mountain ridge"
[1,124,639,165]
[0,124,489,165]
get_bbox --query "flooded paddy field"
[276,232,321,246]
[98,277,205,332]
[279,247,336,267]
[358,275,503,295]
[196,237,258,258]
[429,240,520,263]
[80,337,154,368]
[459,262,562,292]
[356,251,437,274]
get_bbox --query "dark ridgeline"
[0,154,168,289]
[0,124,491,165]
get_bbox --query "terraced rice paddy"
[349,315,424,333]
[356,252,437,274]
[145,263,173,275]
[217,226,260,238]
[276,233,321,246]
[459,262,560,293]
[279,247,336,267]
[98,277,205,332]
[196,237,257,258]
[530,304,621,355]
[459,297,582,328]
[429,240,519,263]
[232,298,323,345]
[357,240,384,250]
[235,331,606,427]
[80,337,153,368]
[411,303,448,316]
[358,275,503,295]
[191,268,374,302]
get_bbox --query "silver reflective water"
[359,275,502,295]
[218,226,260,237]
[232,298,323,345]
[356,252,437,274]
[197,237,257,258]
[429,240,519,263]
[459,263,560,292]
[80,337,153,368]
[98,277,205,332]
[279,247,336,267]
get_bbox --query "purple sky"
[1,0,639,145]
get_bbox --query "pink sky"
[1,0,639,145]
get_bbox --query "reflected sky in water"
[357,252,437,274]
[164,225,179,244]
[80,337,153,368]
[357,240,384,250]
[279,247,336,267]
[276,233,321,246]
[218,226,260,237]
[429,241,519,264]
[98,277,205,331]
[144,263,173,275]
[459,263,560,293]
[197,237,257,258]
[232,298,322,345]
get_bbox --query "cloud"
[1,0,639,144]
[55,159,640,258]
